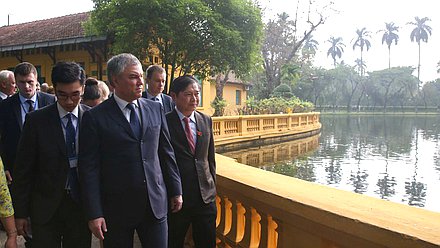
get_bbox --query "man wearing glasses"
[12,62,91,247]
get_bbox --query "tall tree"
[261,0,331,98]
[408,16,432,83]
[352,27,371,76]
[379,22,399,69]
[354,58,366,76]
[86,0,262,106]
[326,36,345,68]
[302,35,319,64]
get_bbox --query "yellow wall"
[208,81,247,116]
[0,45,107,85]
[1,46,249,117]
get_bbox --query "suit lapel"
[107,97,137,139]
[48,104,67,157]
[171,110,194,155]
[12,95,23,130]
[138,99,152,138]
[194,112,204,155]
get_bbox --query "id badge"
[69,156,78,168]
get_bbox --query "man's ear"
[170,92,176,101]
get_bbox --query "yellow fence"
[212,113,321,146]
[214,154,440,248]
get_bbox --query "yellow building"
[0,12,249,115]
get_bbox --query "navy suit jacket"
[166,110,216,207]
[12,103,90,224]
[78,96,182,224]
[0,92,56,174]
[142,92,175,114]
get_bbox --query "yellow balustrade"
[213,113,321,146]
[214,154,440,248]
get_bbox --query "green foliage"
[86,0,263,88]
[272,84,294,98]
[239,96,314,115]
[211,97,228,117]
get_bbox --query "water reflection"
[220,115,440,212]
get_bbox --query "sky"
[1,0,439,82]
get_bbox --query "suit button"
[194,159,198,162]
[143,180,146,183]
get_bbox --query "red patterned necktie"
[183,117,195,154]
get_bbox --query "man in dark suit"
[78,53,183,248]
[13,62,91,247]
[142,65,175,113]
[0,70,16,101]
[0,62,55,184]
[166,75,217,248]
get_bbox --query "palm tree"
[326,36,345,67]
[408,16,432,82]
[379,22,399,69]
[352,27,371,76]
[302,35,319,62]
[354,58,366,75]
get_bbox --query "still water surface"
[221,115,440,212]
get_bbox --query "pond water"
[220,114,440,212]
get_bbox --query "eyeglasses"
[56,92,81,101]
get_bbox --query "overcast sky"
[1,0,439,81]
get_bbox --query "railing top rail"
[212,112,320,121]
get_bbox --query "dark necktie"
[26,99,34,112]
[65,113,79,202]
[183,117,195,154]
[126,103,142,139]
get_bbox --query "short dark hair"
[146,65,166,79]
[83,77,101,100]
[51,61,86,87]
[14,62,37,77]
[169,75,199,95]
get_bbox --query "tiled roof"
[0,12,90,47]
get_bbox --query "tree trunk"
[213,70,231,116]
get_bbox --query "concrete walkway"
[0,231,142,247]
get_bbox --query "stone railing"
[214,154,440,248]
[212,113,321,146]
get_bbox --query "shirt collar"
[114,93,138,110]
[57,102,79,119]
[145,91,161,99]
[19,92,37,104]
[176,108,195,123]
[0,91,7,100]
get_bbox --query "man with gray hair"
[142,65,175,113]
[0,70,16,101]
[78,53,182,248]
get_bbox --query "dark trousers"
[32,193,91,248]
[103,207,167,248]
[168,201,217,248]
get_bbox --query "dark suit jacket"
[166,110,216,207]
[142,92,175,114]
[78,97,182,225]
[0,92,56,174]
[12,103,90,224]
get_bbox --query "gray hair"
[146,65,166,79]
[0,70,14,83]
[106,53,142,85]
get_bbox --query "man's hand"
[5,170,12,184]
[15,218,29,236]
[170,195,183,213]
[88,217,107,240]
